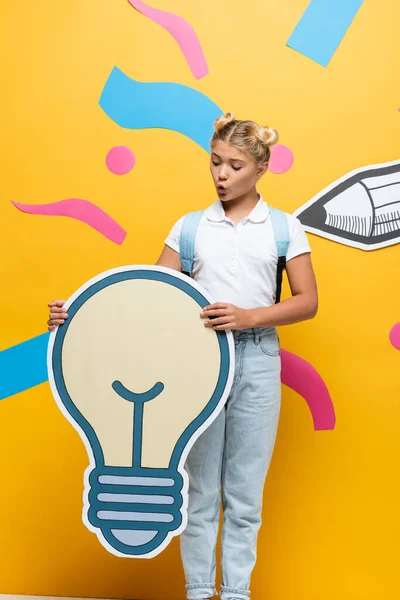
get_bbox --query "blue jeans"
[181,327,281,600]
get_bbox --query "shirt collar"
[205,195,269,223]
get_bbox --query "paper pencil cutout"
[294,159,400,251]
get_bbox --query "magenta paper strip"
[128,0,208,79]
[12,199,127,245]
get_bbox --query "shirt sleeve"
[286,214,311,262]
[164,216,184,254]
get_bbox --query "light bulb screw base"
[87,466,184,555]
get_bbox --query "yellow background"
[0,1,399,598]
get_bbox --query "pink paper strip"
[128,0,208,79]
[281,349,336,431]
[12,199,127,245]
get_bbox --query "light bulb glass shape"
[48,266,234,558]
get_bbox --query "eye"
[232,166,242,171]
[212,161,221,167]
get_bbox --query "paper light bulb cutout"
[48,266,234,558]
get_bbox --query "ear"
[256,161,269,180]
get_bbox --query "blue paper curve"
[99,67,223,151]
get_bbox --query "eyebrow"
[211,153,246,164]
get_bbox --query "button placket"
[229,224,238,274]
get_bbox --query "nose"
[218,166,228,181]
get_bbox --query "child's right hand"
[47,300,68,332]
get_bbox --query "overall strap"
[179,210,205,276]
[269,207,290,304]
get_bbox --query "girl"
[47,113,318,600]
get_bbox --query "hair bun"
[214,112,236,134]
[255,125,279,147]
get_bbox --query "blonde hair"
[211,112,279,165]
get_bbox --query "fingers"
[47,318,65,327]
[49,310,68,319]
[203,303,228,311]
[49,305,68,317]
[48,313,68,323]
[204,316,231,327]
[201,309,227,318]
[47,299,68,332]
[212,324,232,331]
[52,310,68,318]
[48,300,66,308]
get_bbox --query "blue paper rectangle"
[287,0,364,67]
[0,333,49,400]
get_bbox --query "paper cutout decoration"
[99,67,222,152]
[0,333,49,401]
[128,0,208,80]
[389,323,400,351]
[48,266,234,558]
[12,199,127,245]
[106,146,136,175]
[287,0,365,67]
[293,159,400,251]
[281,350,335,430]
[269,144,294,175]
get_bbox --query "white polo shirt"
[165,196,311,309]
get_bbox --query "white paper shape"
[48,265,235,558]
[294,159,400,251]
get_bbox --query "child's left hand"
[201,303,254,331]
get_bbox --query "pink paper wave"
[281,349,336,430]
[12,199,127,245]
[128,0,208,79]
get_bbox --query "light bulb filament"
[112,380,164,404]
[112,380,165,466]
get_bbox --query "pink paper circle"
[389,323,400,351]
[269,144,294,174]
[106,146,136,175]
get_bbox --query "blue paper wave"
[99,67,223,151]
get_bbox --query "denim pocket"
[259,332,280,357]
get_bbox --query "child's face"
[210,141,267,202]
